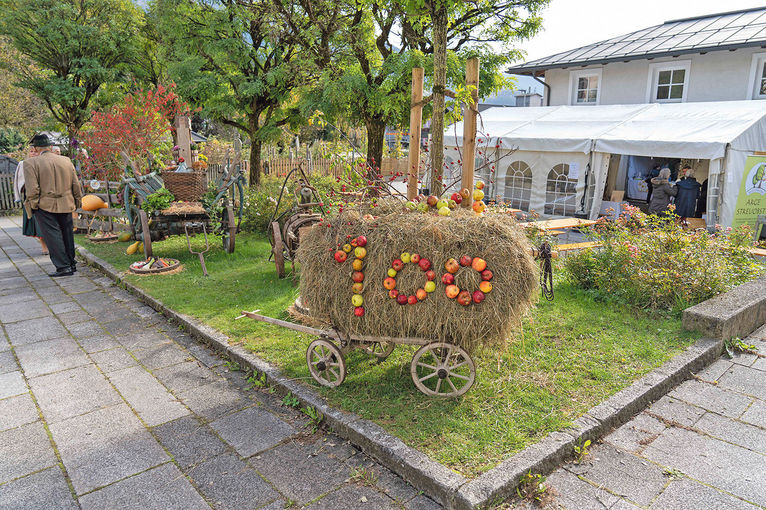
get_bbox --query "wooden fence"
[262,157,409,179]
[0,174,20,212]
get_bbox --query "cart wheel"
[306,338,346,388]
[138,210,153,258]
[222,203,236,253]
[410,342,475,397]
[271,221,286,278]
[363,342,395,361]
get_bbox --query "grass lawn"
[76,232,699,477]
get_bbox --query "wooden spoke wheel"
[221,203,236,253]
[270,221,286,278]
[410,342,475,397]
[138,210,153,258]
[363,341,395,361]
[306,338,346,388]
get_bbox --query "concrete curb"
[683,275,766,340]
[76,245,743,509]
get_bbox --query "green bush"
[0,128,25,154]
[563,205,765,312]
[240,174,351,233]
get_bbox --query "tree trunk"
[365,116,386,182]
[429,1,448,197]
[249,137,262,185]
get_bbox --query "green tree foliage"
[0,128,25,154]
[156,0,328,185]
[0,38,50,134]
[0,0,142,142]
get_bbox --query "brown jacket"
[23,151,82,216]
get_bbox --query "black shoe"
[70,265,77,273]
[49,270,74,277]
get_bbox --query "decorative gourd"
[117,231,133,242]
[82,194,108,211]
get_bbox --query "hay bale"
[297,206,538,353]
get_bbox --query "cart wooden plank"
[518,218,597,231]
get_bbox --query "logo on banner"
[745,162,766,196]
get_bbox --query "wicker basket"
[162,172,207,202]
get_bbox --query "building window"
[647,61,690,103]
[748,53,766,99]
[569,69,601,105]
[545,163,577,216]
[760,64,766,96]
[503,161,532,211]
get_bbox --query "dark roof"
[508,6,766,76]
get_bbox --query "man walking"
[23,134,83,277]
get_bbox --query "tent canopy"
[446,100,766,160]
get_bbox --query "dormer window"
[646,61,690,103]
[747,52,766,99]
[569,69,602,105]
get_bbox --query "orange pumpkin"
[81,194,108,211]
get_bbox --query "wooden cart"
[238,310,476,397]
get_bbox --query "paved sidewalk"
[0,216,437,510]
[526,326,766,510]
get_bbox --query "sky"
[502,0,766,97]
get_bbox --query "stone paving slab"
[0,350,16,373]
[49,403,169,495]
[177,379,250,421]
[648,477,760,509]
[90,347,138,373]
[0,467,78,510]
[107,365,190,427]
[740,399,766,428]
[306,484,399,509]
[187,452,279,509]
[5,315,67,345]
[132,341,190,370]
[717,363,766,400]
[78,463,209,510]
[0,393,39,432]
[77,333,121,353]
[15,336,91,377]
[694,411,766,453]
[29,364,122,423]
[0,299,50,323]
[0,370,27,399]
[0,421,57,484]
[152,416,229,470]
[154,360,219,393]
[667,379,753,418]
[210,406,296,458]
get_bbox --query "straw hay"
[297,206,538,353]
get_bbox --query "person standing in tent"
[674,165,701,219]
[13,144,48,255]
[645,164,661,204]
[648,167,677,216]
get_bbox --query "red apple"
[460,188,471,199]
[444,258,459,274]
[356,235,367,247]
[416,288,427,301]
[407,295,418,305]
[418,258,431,271]
[472,257,487,272]
[450,192,463,204]
[352,271,364,283]
[472,290,485,303]
[352,282,364,294]
[334,251,347,263]
[410,253,421,264]
[392,259,404,271]
[396,294,408,305]
[351,237,359,247]
[441,273,455,285]
[383,277,396,290]
[354,307,365,317]
[389,289,399,299]
[457,290,472,306]
[481,269,493,281]
[460,255,472,267]
[425,269,436,281]
[445,284,460,299]
[426,195,438,207]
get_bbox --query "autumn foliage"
[80,84,193,180]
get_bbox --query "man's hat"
[30,133,51,147]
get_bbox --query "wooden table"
[517,218,597,231]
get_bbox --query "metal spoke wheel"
[306,338,346,388]
[410,342,475,397]
[363,341,395,361]
[221,202,236,253]
[270,221,286,278]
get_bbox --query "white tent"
[443,100,766,227]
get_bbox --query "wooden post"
[407,67,424,201]
[175,116,192,164]
[461,58,479,208]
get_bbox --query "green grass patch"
[77,232,699,477]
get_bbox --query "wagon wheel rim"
[363,341,395,360]
[138,210,153,259]
[306,338,346,388]
[410,342,475,397]
[270,222,286,278]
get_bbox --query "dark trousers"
[34,209,75,272]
